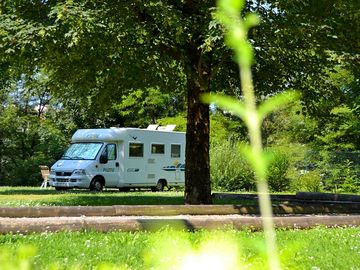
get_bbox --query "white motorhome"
[49,125,185,191]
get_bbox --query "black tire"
[155,179,166,192]
[90,177,104,192]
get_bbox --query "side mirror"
[99,154,108,164]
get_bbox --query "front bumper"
[49,174,91,188]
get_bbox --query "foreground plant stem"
[205,1,287,268]
[240,66,280,270]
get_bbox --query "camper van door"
[98,143,121,186]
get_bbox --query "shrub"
[290,169,323,192]
[267,150,291,192]
[308,150,360,193]
[210,142,291,192]
[210,141,255,191]
[337,160,359,193]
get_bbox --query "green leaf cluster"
[113,87,183,127]
[315,105,360,151]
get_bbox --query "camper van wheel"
[90,177,104,192]
[155,179,166,192]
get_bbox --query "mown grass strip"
[0,187,256,207]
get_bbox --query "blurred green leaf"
[202,93,246,120]
[258,91,300,121]
[240,144,270,180]
[244,13,261,29]
[217,0,245,14]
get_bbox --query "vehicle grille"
[56,171,72,177]
[56,178,69,182]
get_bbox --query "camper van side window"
[171,144,181,158]
[107,144,116,160]
[100,144,116,161]
[129,143,144,157]
[151,144,165,154]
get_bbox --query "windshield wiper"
[61,155,72,160]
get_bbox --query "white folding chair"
[40,165,50,188]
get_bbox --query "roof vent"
[147,124,159,130]
[146,124,176,131]
[164,125,176,131]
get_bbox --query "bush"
[267,150,290,192]
[210,142,291,192]
[290,169,323,192]
[210,141,255,191]
[306,150,360,193]
[0,120,68,186]
[333,159,359,193]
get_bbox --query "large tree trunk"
[184,77,212,204]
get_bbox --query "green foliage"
[320,155,359,193]
[209,113,246,145]
[0,115,68,186]
[113,87,184,127]
[1,0,358,203]
[210,115,231,145]
[2,0,357,105]
[210,142,291,192]
[315,105,360,151]
[0,80,69,185]
[216,0,260,67]
[290,170,323,192]
[249,98,360,193]
[339,160,359,193]
[203,91,299,184]
[156,114,187,132]
[211,1,296,268]
[261,100,318,145]
[266,150,290,192]
[210,141,255,191]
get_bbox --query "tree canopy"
[0,0,359,201]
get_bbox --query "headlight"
[72,169,86,175]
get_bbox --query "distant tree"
[113,87,185,127]
[0,76,69,185]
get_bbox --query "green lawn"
[1,187,359,269]
[0,227,359,269]
[0,186,253,206]
[0,186,185,207]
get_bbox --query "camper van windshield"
[61,143,103,160]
